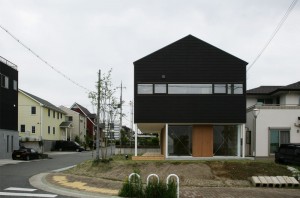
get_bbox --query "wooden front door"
[192,125,213,157]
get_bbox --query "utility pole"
[117,82,126,146]
[130,101,133,147]
[96,69,101,161]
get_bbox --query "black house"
[0,56,19,159]
[133,35,247,159]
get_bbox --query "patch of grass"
[206,160,293,180]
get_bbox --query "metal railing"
[0,56,18,70]
[247,104,300,111]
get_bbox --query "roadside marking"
[52,165,76,172]
[5,187,37,192]
[0,192,57,197]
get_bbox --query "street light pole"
[252,108,260,157]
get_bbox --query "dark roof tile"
[20,89,66,114]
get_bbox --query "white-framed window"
[20,125,25,132]
[31,106,36,115]
[32,126,36,133]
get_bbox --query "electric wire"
[0,24,91,93]
[247,0,298,72]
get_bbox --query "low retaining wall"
[114,148,160,155]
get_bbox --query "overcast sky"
[1,0,299,127]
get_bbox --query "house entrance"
[192,125,213,157]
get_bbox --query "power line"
[0,24,91,93]
[247,0,298,72]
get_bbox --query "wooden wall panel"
[192,125,213,157]
[161,127,166,155]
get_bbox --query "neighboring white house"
[59,106,87,143]
[246,81,300,157]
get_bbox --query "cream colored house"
[59,106,87,143]
[18,89,70,152]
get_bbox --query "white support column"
[135,124,138,156]
[65,128,67,141]
[242,124,246,158]
[165,124,168,159]
[237,124,241,157]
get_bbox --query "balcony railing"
[0,56,18,70]
[248,104,300,111]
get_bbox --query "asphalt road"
[0,151,93,198]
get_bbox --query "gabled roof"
[247,81,300,95]
[280,81,300,90]
[19,89,66,114]
[247,86,282,95]
[70,102,96,124]
[134,34,248,65]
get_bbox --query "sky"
[0,0,299,127]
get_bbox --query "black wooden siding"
[0,61,18,130]
[134,35,247,123]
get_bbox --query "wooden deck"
[132,152,165,161]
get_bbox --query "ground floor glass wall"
[213,125,238,156]
[168,125,192,156]
[166,124,240,157]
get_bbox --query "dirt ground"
[62,160,255,188]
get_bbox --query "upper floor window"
[169,84,212,94]
[137,83,243,95]
[13,80,17,90]
[68,116,73,121]
[257,98,273,104]
[227,84,243,94]
[31,106,36,115]
[137,84,153,94]
[214,84,226,94]
[154,84,166,94]
[57,112,59,119]
[48,109,50,117]
[53,110,55,118]
[1,74,9,89]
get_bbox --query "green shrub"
[119,174,177,198]
[119,176,143,197]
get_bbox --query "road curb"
[29,173,119,198]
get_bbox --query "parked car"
[275,143,300,165]
[54,140,84,152]
[12,148,40,161]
